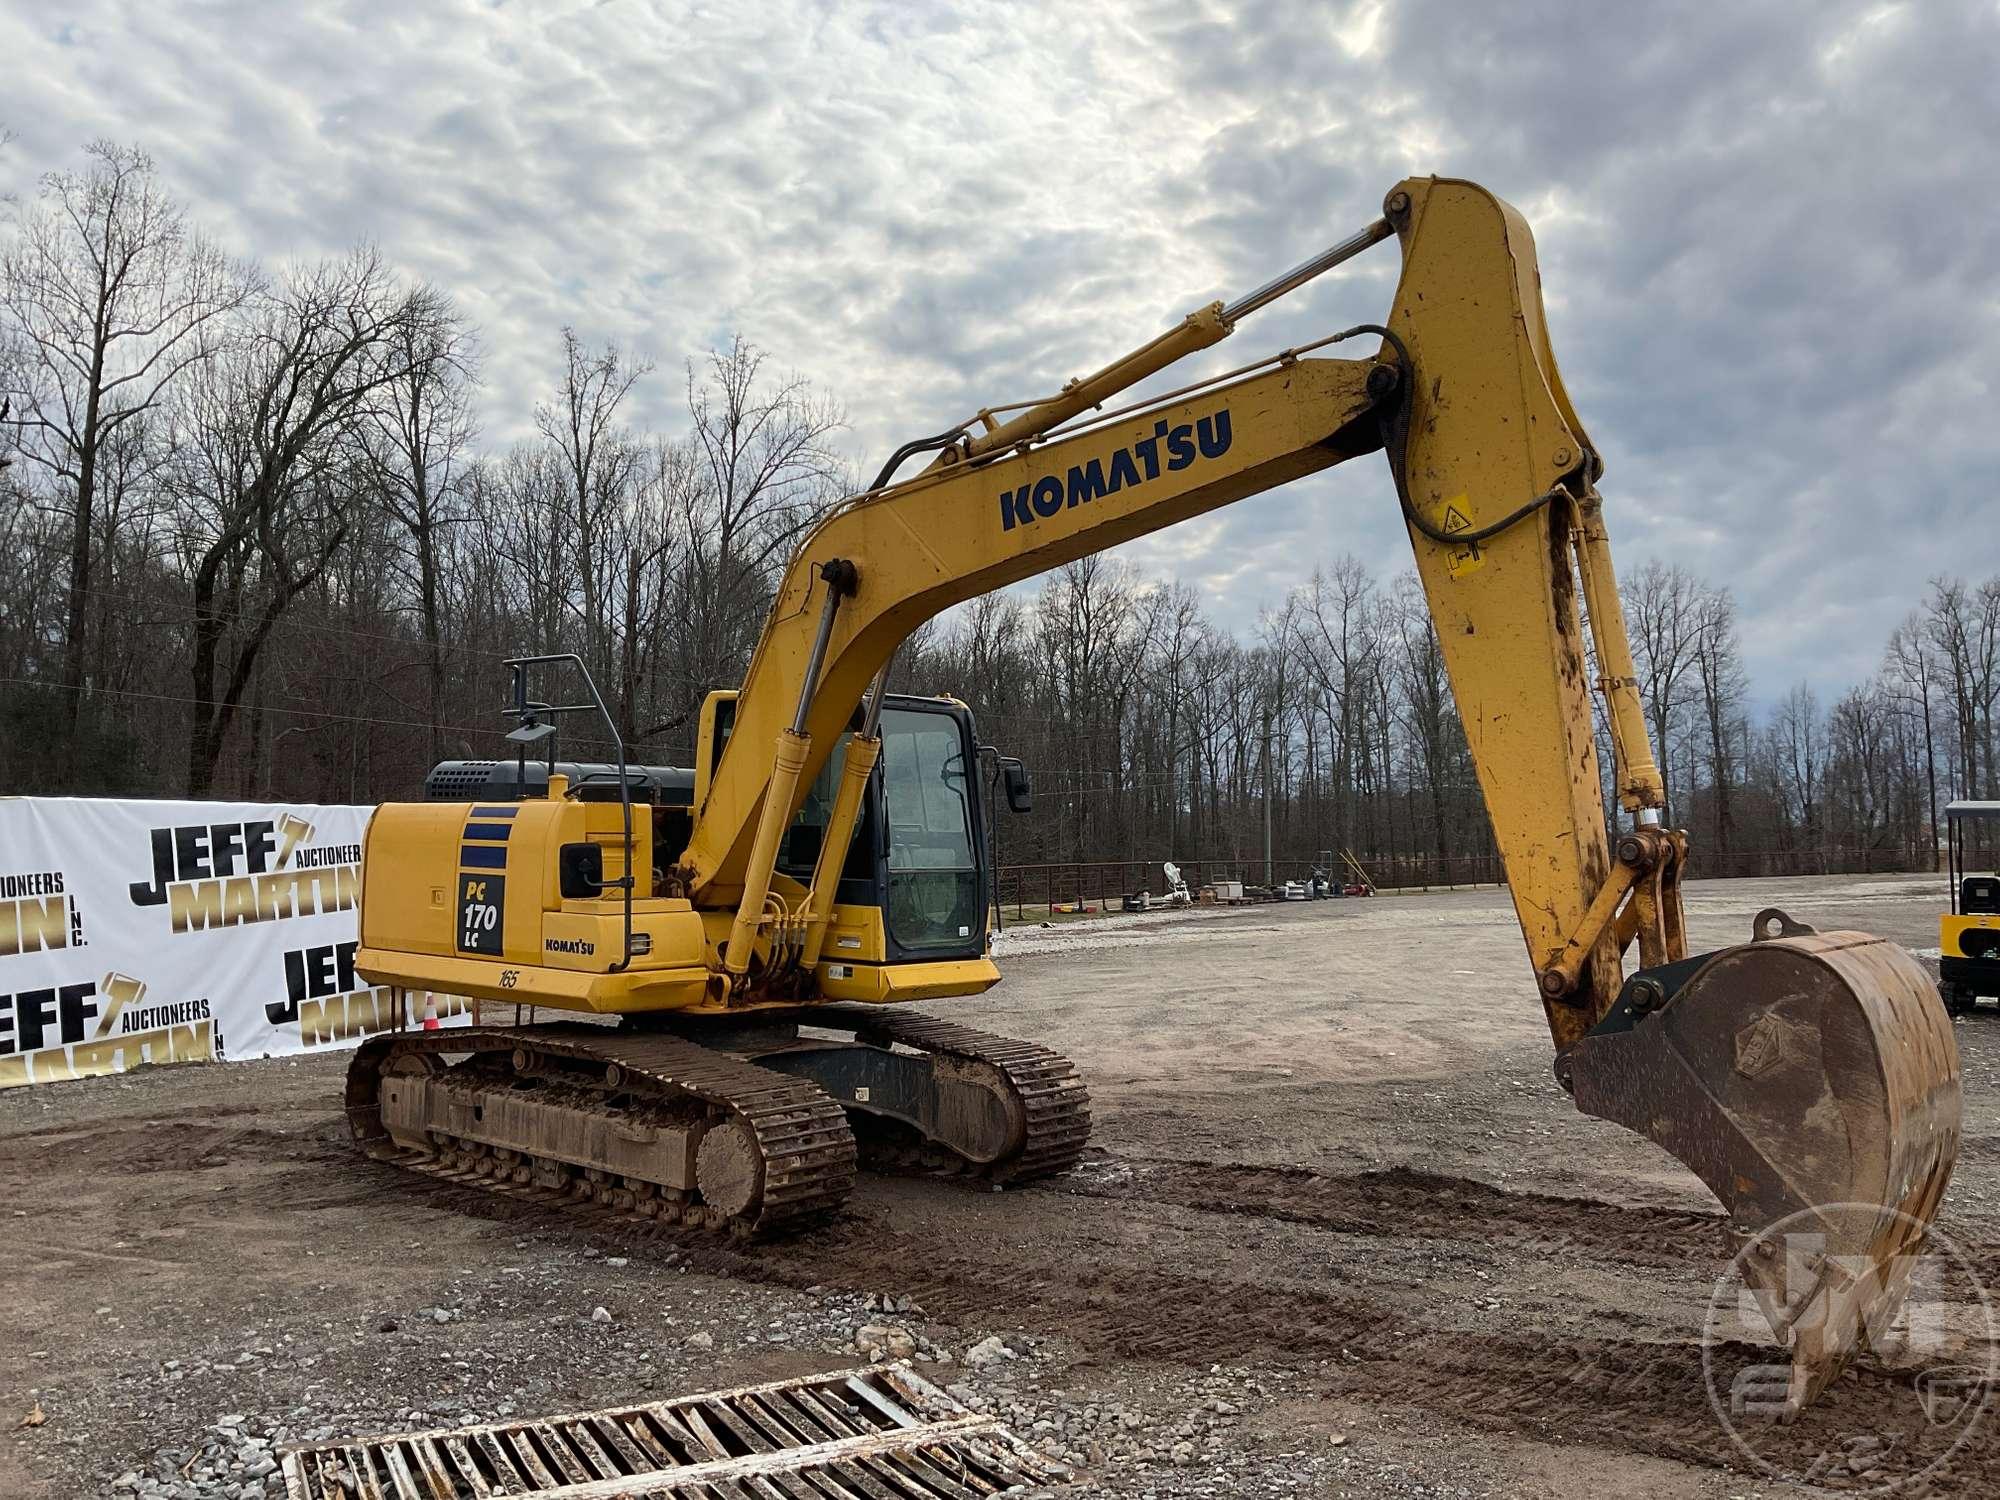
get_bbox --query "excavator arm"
[679,176,1959,1415]
[680,177,1707,1037]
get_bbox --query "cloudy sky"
[4,0,1996,703]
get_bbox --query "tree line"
[960,553,1997,886]
[3,141,1995,884]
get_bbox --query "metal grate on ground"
[277,1361,1076,1498]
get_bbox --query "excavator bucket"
[1562,914,1960,1418]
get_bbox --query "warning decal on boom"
[1441,495,1484,578]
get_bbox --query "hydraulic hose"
[867,427,968,493]
[1334,322,1567,548]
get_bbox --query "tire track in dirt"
[1059,1155,1731,1269]
[284,1147,2000,1490]
[2,1102,265,1142]
[752,1217,1999,1493]
[1067,1153,2000,1342]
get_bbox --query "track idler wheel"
[696,1118,764,1223]
[1558,911,1961,1418]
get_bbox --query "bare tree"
[1828,682,1900,870]
[1289,557,1379,847]
[364,302,479,764]
[1768,682,1827,867]
[0,141,248,755]
[1691,583,1747,858]
[1034,556,1141,858]
[1923,576,2000,800]
[1137,581,1205,856]
[477,444,571,663]
[1883,613,1943,867]
[1385,572,1462,869]
[658,337,845,734]
[535,328,652,693]
[613,441,686,743]
[171,248,448,796]
[1624,560,1704,823]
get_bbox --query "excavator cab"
[789,700,1003,960]
[708,690,1003,966]
[416,685,1012,982]
[1941,800,2000,1014]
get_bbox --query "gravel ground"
[3,871,1994,1499]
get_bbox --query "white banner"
[0,797,471,1089]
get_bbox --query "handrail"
[502,654,635,973]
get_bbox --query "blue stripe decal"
[471,805,520,819]
[459,845,508,869]
[463,822,513,842]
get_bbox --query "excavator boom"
[670,176,1957,1411]
[354,177,1958,1416]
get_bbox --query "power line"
[36,577,553,663]
[0,673,632,745]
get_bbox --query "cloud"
[2,0,1993,702]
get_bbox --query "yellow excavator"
[350,177,1959,1416]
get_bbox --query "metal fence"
[1683,845,1932,880]
[994,844,1933,919]
[993,854,1500,918]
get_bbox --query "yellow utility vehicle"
[350,178,1959,1416]
[1941,800,2000,1014]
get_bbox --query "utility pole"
[1262,710,1274,887]
[1189,729,1202,865]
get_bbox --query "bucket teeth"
[1730,1197,1944,1419]
[1564,930,1960,1415]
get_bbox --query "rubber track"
[344,1025,857,1236]
[796,1006,1093,1182]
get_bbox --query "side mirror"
[558,841,605,898]
[1001,758,1032,814]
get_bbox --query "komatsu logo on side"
[999,410,1233,532]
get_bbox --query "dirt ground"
[4,871,1997,1498]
